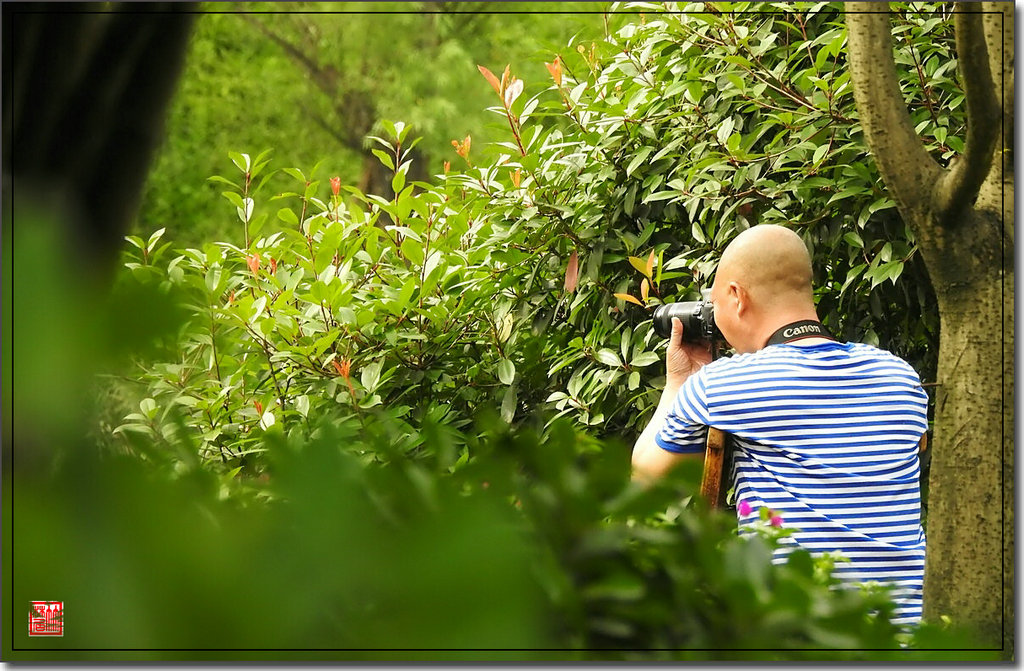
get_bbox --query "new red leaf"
[478,65,501,96]
[564,250,579,293]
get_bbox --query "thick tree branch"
[934,4,1000,226]
[844,3,943,221]
[977,2,1014,244]
[982,2,1014,131]
[301,103,351,149]
[239,14,339,98]
[240,14,373,152]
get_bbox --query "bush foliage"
[119,1,956,466]
[92,1,980,657]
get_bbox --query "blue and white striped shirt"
[655,340,928,626]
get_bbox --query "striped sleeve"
[654,365,713,454]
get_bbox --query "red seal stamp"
[28,601,63,637]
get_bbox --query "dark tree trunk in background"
[3,2,196,280]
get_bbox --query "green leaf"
[630,352,660,367]
[826,186,866,205]
[500,384,518,424]
[840,264,866,294]
[401,237,425,265]
[685,79,703,104]
[372,148,395,170]
[146,228,166,253]
[282,167,306,183]
[174,395,201,408]
[386,225,421,243]
[312,332,336,358]
[207,175,240,189]
[277,208,299,226]
[423,250,442,282]
[620,326,633,362]
[250,295,267,323]
[361,361,383,393]
[221,191,245,209]
[205,267,222,294]
[140,398,157,419]
[397,277,417,310]
[715,117,734,146]
[868,197,895,214]
[295,395,310,418]
[237,197,254,223]
[393,120,409,143]
[497,358,516,385]
[626,146,654,176]
[229,151,251,173]
[595,349,622,368]
[392,169,406,194]
[812,144,829,165]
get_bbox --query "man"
[633,224,928,627]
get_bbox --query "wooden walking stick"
[699,427,730,509]
[698,340,731,509]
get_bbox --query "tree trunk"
[845,3,1013,653]
[3,2,196,281]
[918,208,1012,651]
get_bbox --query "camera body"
[651,289,723,343]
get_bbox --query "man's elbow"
[631,447,662,485]
[632,442,699,485]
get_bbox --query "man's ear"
[728,281,747,316]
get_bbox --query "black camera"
[651,289,723,342]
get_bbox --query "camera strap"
[765,320,836,346]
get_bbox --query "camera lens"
[652,302,704,340]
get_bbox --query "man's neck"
[758,311,826,349]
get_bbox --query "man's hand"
[665,317,712,389]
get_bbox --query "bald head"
[716,224,814,308]
[708,225,821,352]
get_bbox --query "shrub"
[23,408,989,658]
[119,3,959,470]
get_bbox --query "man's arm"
[631,318,712,483]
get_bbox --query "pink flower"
[737,499,752,516]
[330,176,341,196]
[246,252,261,275]
[770,515,784,527]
